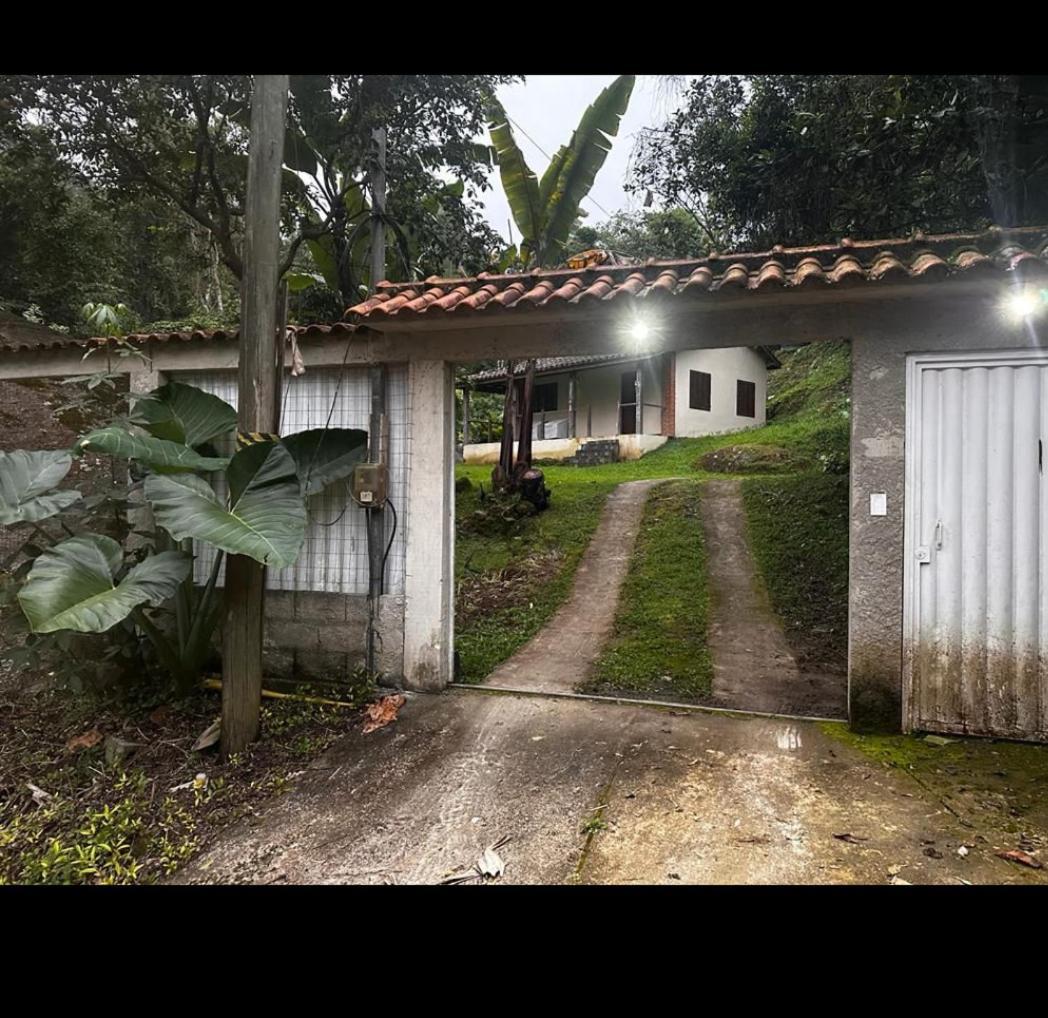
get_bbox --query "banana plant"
[3,380,368,693]
[485,76,634,493]
[487,75,635,269]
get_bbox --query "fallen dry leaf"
[362,694,406,735]
[65,729,103,753]
[477,846,505,878]
[192,718,221,752]
[27,782,52,806]
[149,705,172,725]
[996,849,1043,870]
[833,832,870,845]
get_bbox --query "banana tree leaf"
[539,144,569,212]
[540,75,635,265]
[144,442,305,568]
[78,428,230,473]
[129,381,237,446]
[285,271,322,293]
[307,235,341,292]
[0,450,81,525]
[487,98,542,254]
[281,428,368,496]
[18,534,190,634]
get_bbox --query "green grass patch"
[822,723,1048,847]
[741,473,849,672]
[582,480,712,700]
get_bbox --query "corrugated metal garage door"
[905,350,1048,741]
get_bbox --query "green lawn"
[581,479,712,701]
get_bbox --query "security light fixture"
[1003,287,1047,322]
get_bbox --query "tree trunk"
[493,360,517,491]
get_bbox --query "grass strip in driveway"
[580,479,712,701]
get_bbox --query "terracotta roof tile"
[0,321,358,355]
[340,226,1048,325]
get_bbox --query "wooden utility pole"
[222,74,289,759]
[365,126,388,679]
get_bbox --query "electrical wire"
[503,112,615,220]
[380,497,398,585]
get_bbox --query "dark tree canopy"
[0,128,233,333]
[2,74,519,314]
[629,74,1048,251]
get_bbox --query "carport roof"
[345,226,1048,325]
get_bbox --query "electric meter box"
[351,462,389,507]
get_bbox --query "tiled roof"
[0,321,357,354]
[468,347,780,385]
[469,354,629,382]
[345,226,1048,324]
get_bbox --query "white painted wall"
[674,347,768,437]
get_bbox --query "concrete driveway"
[174,689,1045,885]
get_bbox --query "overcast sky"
[476,75,694,242]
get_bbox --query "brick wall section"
[261,591,404,686]
[661,351,676,436]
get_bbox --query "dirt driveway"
[173,689,1046,885]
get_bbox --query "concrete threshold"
[449,681,847,726]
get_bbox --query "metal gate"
[904,349,1048,741]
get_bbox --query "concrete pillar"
[402,359,455,691]
[636,364,644,434]
[127,360,162,552]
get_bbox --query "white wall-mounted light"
[1003,287,1046,322]
[630,321,652,344]
[622,311,658,353]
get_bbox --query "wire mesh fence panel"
[172,366,408,596]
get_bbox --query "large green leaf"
[539,75,635,265]
[78,428,230,473]
[18,535,190,634]
[281,428,368,496]
[0,450,81,525]
[144,443,306,568]
[306,235,342,292]
[487,98,543,256]
[129,381,237,446]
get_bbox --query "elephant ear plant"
[0,379,367,694]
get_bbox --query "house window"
[689,370,711,411]
[533,382,558,412]
[736,379,757,418]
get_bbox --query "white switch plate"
[870,492,887,516]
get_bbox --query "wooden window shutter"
[689,370,711,411]
[736,379,756,418]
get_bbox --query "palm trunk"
[516,359,536,472]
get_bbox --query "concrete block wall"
[262,590,405,686]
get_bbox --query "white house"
[460,346,779,463]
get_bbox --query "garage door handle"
[934,519,943,550]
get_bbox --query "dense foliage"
[630,74,1048,250]
[1,74,519,321]
[568,208,709,261]
[0,129,234,333]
